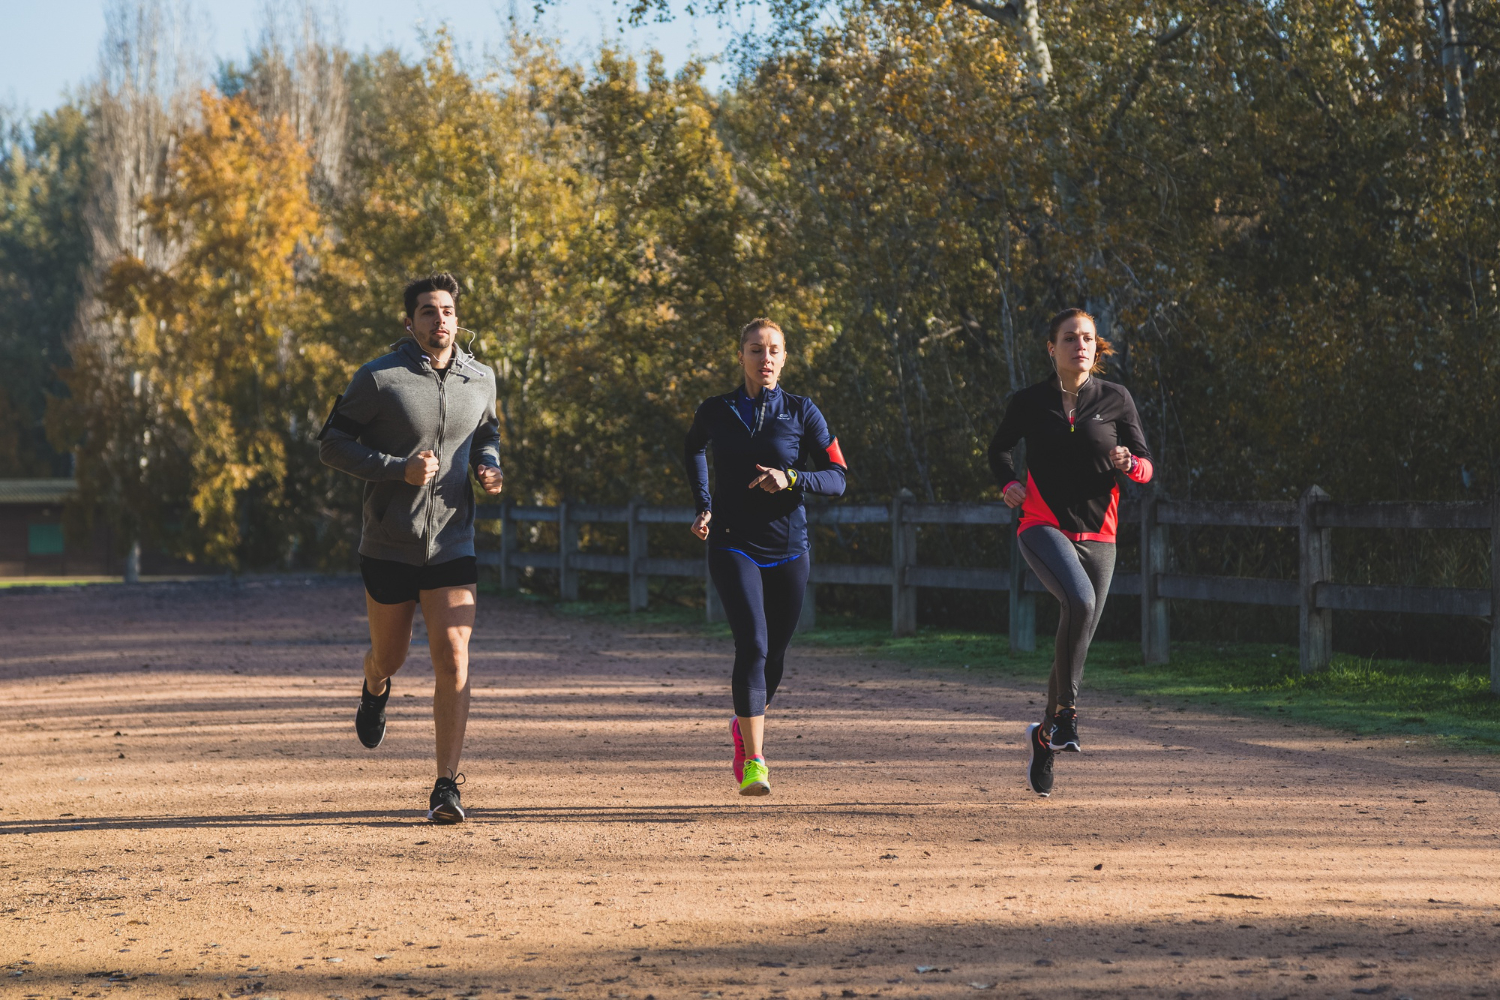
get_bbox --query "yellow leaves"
[54,0,1496,570]
[78,90,330,567]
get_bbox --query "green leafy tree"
[0,106,93,475]
[330,34,815,507]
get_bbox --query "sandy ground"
[1,577,1497,1000]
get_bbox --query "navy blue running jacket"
[684,385,847,561]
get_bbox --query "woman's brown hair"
[740,317,784,346]
[1046,307,1114,375]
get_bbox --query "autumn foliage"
[11,2,1497,654]
[56,92,341,566]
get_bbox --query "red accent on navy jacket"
[988,375,1153,543]
[685,385,847,561]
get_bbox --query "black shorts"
[359,556,478,605]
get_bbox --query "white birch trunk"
[1411,0,1425,87]
[1437,0,1468,136]
[951,0,1053,102]
[1019,0,1054,98]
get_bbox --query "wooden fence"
[476,487,1500,692]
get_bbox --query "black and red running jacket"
[988,375,1154,543]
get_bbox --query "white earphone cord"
[406,323,480,352]
[403,324,487,376]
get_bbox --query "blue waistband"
[716,547,804,569]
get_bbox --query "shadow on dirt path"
[1,577,1497,999]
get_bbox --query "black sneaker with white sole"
[355,679,391,749]
[1048,707,1081,752]
[428,773,466,824]
[1026,722,1054,797]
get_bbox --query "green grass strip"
[0,577,121,588]
[802,626,1500,752]
[544,597,1500,753]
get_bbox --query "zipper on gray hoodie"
[319,339,502,566]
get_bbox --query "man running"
[319,272,503,823]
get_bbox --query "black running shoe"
[355,679,391,749]
[1025,722,1054,797]
[1049,707,1081,752]
[428,773,466,824]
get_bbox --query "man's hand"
[749,465,789,492]
[405,449,439,486]
[1002,481,1027,508]
[691,510,712,540]
[1110,446,1134,473]
[476,464,504,495]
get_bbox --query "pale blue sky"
[0,0,756,115]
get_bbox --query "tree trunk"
[1437,0,1468,137]
[1410,0,1424,89]
[1018,0,1054,98]
[952,0,1053,101]
[124,537,140,584]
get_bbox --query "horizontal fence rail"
[476,488,1500,693]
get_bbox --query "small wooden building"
[0,479,116,578]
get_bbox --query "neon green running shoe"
[739,757,770,797]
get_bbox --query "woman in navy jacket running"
[685,318,847,796]
[989,308,1153,798]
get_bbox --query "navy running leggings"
[1017,526,1116,718]
[708,548,809,718]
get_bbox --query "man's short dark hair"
[404,272,462,318]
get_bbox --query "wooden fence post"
[1141,491,1170,664]
[705,542,726,623]
[797,524,816,632]
[558,501,579,602]
[1491,491,1500,695]
[892,489,917,636]
[499,498,518,591]
[1008,509,1035,652]
[1299,485,1333,673]
[627,498,648,612]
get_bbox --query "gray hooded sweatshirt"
[319,339,502,566]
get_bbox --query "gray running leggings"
[1017,526,1116,717]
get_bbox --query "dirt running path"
[1,578,1497,1000]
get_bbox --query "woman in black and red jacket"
[988,308,1153,797]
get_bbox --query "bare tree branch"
[950,0,1018,25]
[1108,20,1197,136]
[242,1,350,195]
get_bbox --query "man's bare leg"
[419,584,476,779]
[364,594,416,695]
